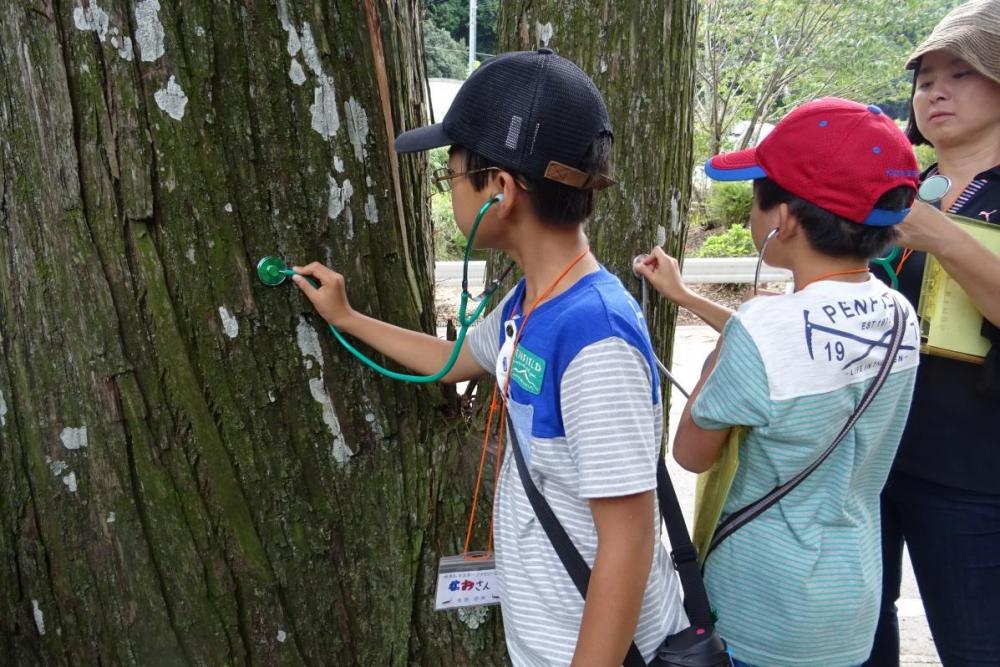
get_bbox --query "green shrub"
[704,181,752,229]
[913,143,937,171]
[431,193,466,260]
[697,224,756,258]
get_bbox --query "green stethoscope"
[257,194,515,383]
[870,174,951,289]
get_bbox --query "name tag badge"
[496,318,518,393]
[434,552,500,611]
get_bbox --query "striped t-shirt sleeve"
[691,316,771,430]
[561,337,659,498]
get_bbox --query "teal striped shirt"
[691,279,919,667]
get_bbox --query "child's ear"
[776,203,800,240]
[492,170,521,218]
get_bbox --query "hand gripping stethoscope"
[869,174,951,289]
[257,194,514,383]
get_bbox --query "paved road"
[435,258,793,288]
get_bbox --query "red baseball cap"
[705,98,920,226]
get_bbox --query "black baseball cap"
[395,49,614,190]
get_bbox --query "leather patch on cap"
[544,161,615,190]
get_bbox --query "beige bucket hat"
[906,0,1000,85]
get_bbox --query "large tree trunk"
[0,1,507,664]
[497,0,699,381]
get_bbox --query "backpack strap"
[508,419,716,667]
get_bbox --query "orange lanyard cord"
[895,248,915,276]
[797,267,870,292]
[461,247,591,558]
[462,391,500,556]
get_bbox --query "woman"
[867,2,1000,665]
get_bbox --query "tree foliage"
[427,0,499,60]
[696,0,963,159]
[424,19,469,78]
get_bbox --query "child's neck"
[787,251,870,292]
[508,225,597,308]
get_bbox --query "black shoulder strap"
[508,419,714,667]
[704,295,908,561]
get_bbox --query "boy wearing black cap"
[293,50,685,665]
[637,98,922,667]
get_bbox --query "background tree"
[696,0,962,159]
[0,1,507,664]
[424,20,469,79]
[497,0,699,389]
[427,0,499,62]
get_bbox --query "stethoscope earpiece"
[492,193,505,203]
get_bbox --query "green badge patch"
[511,346,546,395]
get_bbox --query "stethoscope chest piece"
[918,174,951,204]
[257,256,290,286]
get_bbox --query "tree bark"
[497,0,699,391]
[0,1,506,664]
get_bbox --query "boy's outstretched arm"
[572,490,655,667]
[674,342,732,473]
[634,247,733,332]
[292,262,486,383]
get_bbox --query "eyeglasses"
[430,166,501,194]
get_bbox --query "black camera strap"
[704,294,907,562]
[508,417,714,667]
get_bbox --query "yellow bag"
[692,426,748,566]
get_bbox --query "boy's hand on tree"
[634,246,691,306]
[291,262,355,328]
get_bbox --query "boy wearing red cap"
[637,98,922,667]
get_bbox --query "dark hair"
[449,133,613,226]
[753,178,912,260]
[905,61,930,146]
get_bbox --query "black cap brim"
[394,123,452,154]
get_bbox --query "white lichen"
[32,600,45,635]
[60,427,89,451]
[289,59,306,86]
[333,156,344,173]
[62,472,78,493]
[277,629,287,642]
[656,224,667,247]
[327,176,354,220]
[344,97,369,162]
[300,22,323,76]
[0,389,7,427]
[224,202,233,213]
[118,36,134,61]
[106,512,116,524]
[457,605,489,629]
[218,306,239,339]
[154,76,188,121]
[286,26,301,57]
[185,247,196,263]
[46,456,68,477]
[295,317,351,463]
[296,317,323,372]
[135,0,165,62]
[194,25,206,37]
[310,76,340,140]
[537,21,554,47]
[364,194,378,224]
[73,2,110,42]
[670,193,681,232]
